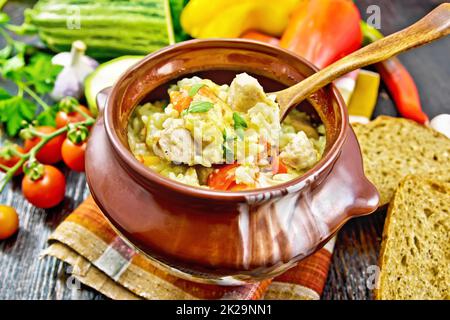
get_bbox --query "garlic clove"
[51,67,82,100]
[429,114,450,138]
[50,40,99,100]
[349,115,370,124]
[51,52,72,66]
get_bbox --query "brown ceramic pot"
[85,39,379,285]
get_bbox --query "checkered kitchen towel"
[42,196,335,300]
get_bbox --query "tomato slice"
[169,91,192,113]
[271,152,288,174]
[207,163,254,191]
[228,182,252,191]
[207,163,239,191]
[277,161,288,174]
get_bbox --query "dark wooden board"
[1,0,449,300]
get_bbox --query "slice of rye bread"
[352,116,450,206]
[375,176,450,300]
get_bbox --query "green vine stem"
[0,107,95,193]
[20,84,51,110]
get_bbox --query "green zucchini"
[25,0,188,59]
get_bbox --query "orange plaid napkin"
[42,196,335,300]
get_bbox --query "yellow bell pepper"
[347,69,381,119]
[181,0,300,38]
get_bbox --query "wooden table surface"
[0,0,449,300]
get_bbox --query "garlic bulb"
[51,40,99,100]
[429,114,450,138]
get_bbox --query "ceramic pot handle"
[234,128,380,271]
[95,87,112,114]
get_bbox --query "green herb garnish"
[188,83,206,97]
[233,112,248,130]
[183,101,214,115]
[232,112,247,140]
[222,129,235,161]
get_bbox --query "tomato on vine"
[22,163,66,209]
[61,140,86,172]
[23,126,65,164]
[55,97,92,129]
[0,145,25,176]
[56,105,92,128]
[61,124,89,172]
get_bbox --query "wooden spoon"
[272,3,450,119]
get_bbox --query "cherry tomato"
[55,105,92,129]
[61,139,86,172]
[22,165,66,209]
[0,145,25,176]
[0,205,19,240]
[24,126,64,164]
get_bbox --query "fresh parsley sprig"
[0,13,62,136]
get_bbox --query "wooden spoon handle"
[275,3,450,118]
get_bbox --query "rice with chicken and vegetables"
[127,73,325,190]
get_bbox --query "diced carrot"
[169,91,192,113]
[198,86,220,102]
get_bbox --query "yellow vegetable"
[348,69,380,119]
[181,0,300,38]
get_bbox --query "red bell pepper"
[279,0,362,69]
[361,22,428,124]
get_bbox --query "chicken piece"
[200,139,225,167]
[283,116,319,139]
[154,126,194,165]
[279,131,318,170]
[228,73,268,112]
